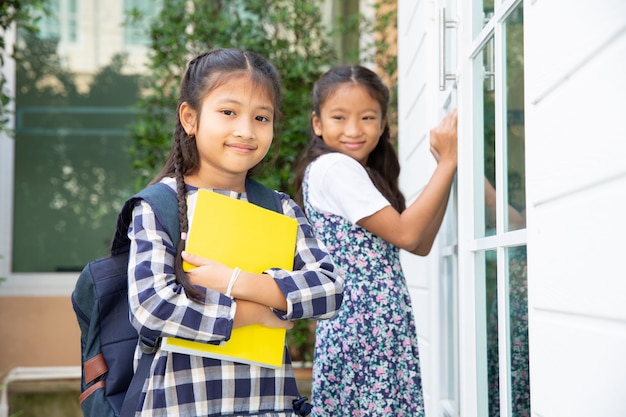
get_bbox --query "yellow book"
[161,189,298,369]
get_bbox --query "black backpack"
[71,179,283,417]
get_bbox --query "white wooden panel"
[398,2,446,417]
[397,0,422,44]
[525,2,626,205]
[410,286,431,339]
[524,0,626,105]
[529,177,626,320]
[416,335,433,415]
[401,247,438,288]
[530,314,626,417]
[525,1,626,415]
[399,143,438,201]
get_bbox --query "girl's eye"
[331,115,344,120]
[256,115,271,123]
[222,110,235,116]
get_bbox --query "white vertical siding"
[525,0,626,416]
[397,1,445,416]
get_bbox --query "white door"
[456,1,529,417]
[397,0,460,416]
[399,0,529,417]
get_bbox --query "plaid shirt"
[127,179,343,416]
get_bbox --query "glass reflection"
[483,36,496,237]
[484,250,499,416]
[487,246,529,417]
[504,7,526,232]
[13,19,144,272]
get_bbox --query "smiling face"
[180,74,275,190]
[312,83,386,165]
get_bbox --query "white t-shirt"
[307,153,390,225]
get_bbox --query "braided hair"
[151,49,282,302]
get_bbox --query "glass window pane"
[483,0,494,29]
[484,249,499,417]
[124,0,162,46]
[504,7,526,232]
[440,255,459,407]
[507,246,530,417]
[13,17,142,272]
[483,36,496,237]
[39,0,61,40]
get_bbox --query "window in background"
[37,0,78,43]
[124,0,162,45]
[12,2,149,273]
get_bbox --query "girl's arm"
[184,194,344,321]
[128,200,239,342]
[232,299,294,330]
[181,255,289,311]
[358,109,458,255]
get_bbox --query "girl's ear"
[312,111,323,136]
[179,101,197,136]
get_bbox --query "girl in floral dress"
[295,65,458,416]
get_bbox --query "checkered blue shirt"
[127,179,343,416]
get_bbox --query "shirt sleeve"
[265,192,344,321]
[308,153,390,224]
[127,200,236,343]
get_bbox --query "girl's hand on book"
[182,251,290,312]
[182,251,231,294]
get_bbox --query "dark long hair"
[294,65,405,212]
[150,49,282,302]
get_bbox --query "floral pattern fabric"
[304,166,425,417]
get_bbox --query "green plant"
[127,0,398,366]
[129,0,338,197]
[287,319,316,364]
[0,0,49,136]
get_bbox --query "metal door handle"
[439,7,458,91]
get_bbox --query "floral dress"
[303,164,425,417]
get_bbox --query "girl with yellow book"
[125,49,344,416]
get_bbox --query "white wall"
[524,0,626,416]
[397,1,448,416]
[398,0,626,416]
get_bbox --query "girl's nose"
[345,119,361,137]
[233,118,255,139]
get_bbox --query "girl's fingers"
[181,251,207,266]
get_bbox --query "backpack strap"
[245,178,283,214]
[113,180,274,255]
[115,183,180,417]
[111,182,181,256]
